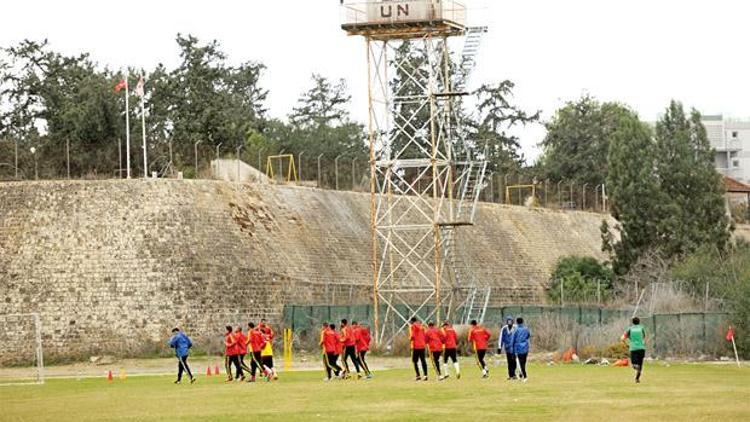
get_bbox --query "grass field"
[1,360,749,421]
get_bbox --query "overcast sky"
[2,0,749,162]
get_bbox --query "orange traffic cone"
[107,370,113,382]
[206,366,212,377]
[213,364,220,376]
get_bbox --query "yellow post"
[283,328,293,372]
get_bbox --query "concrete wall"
[0,179,611,361]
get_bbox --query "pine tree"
[604,109,662,274]
[654,100,731,256]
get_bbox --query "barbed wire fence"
[1,138,610,214]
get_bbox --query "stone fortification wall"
[0,179,610,360]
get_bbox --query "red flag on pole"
[114,79,127,93]
[726,327,735,341]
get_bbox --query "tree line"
[0,35,537,184]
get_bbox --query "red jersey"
[341,325,357,347]
[248,329,265,353]
[425,327,445,353]
[235,331,248,355]
[224,332,238,356]
[468,326,491,351]
[355,326,371,352]
[410,322,427,350]
[319,327,328,350]
[322,328,339,354]
[260,325,274,342]
[334,331,343,355]
[442,326,458,349]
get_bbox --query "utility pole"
[236,145,243,185]
[194,140,202,179]
[14,138,18,179]
[317,153,324,188]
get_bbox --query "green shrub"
[670,242,750,358]
[547,256,614,304]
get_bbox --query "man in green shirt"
[621,317,647,383]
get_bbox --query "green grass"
[1,362,749,421]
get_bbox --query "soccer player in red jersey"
[321,323,343,381]
[235,326,252,378]
[425,321,446,380]
[409,317,429,381]
[339,319,363,379]
[246,322,270,382]
[224,326,241,382]
[468,320,492,378]
[353,321,372,379]
[441,321,460,379]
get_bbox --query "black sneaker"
[190,378,196,384]
[174,380,181,384]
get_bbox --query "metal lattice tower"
[342,0,487,345]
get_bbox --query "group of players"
[405,316,531,382]
[171,314,647,386]
[223,319,278,382]
[319,319,374,380]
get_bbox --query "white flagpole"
[141,75,147,178]
[125,72,131,179]
[732,336,740,368]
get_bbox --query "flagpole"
[141,75,147,178]
[125,72,131,179]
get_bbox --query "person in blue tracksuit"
[510,317,531,382]
[497,316,516,380]
[169,327,195,384]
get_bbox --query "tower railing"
[342,0,466,30]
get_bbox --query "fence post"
[317,153,324,188]
[352,157,357,190]
[290,305,296,331]
[702,312,707,355]
[335,154,342,190]
[652,314,658,356]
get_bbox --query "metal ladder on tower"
[456,160,488,223]
[462,286,491,325]
[455,26,488,93]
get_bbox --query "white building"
[702,115,750,183]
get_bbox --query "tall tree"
[0,40,122,177]
[541,95,632,185]
[653,101,731,257]
[283,74,365,186]
[604,101,732,274]
[468,81,539,174]
[603,109,662,274]
[168,34,267,150]
[289,74,350,129]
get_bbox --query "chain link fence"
[283,304,731,358]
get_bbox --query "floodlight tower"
[342,0,487,345]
